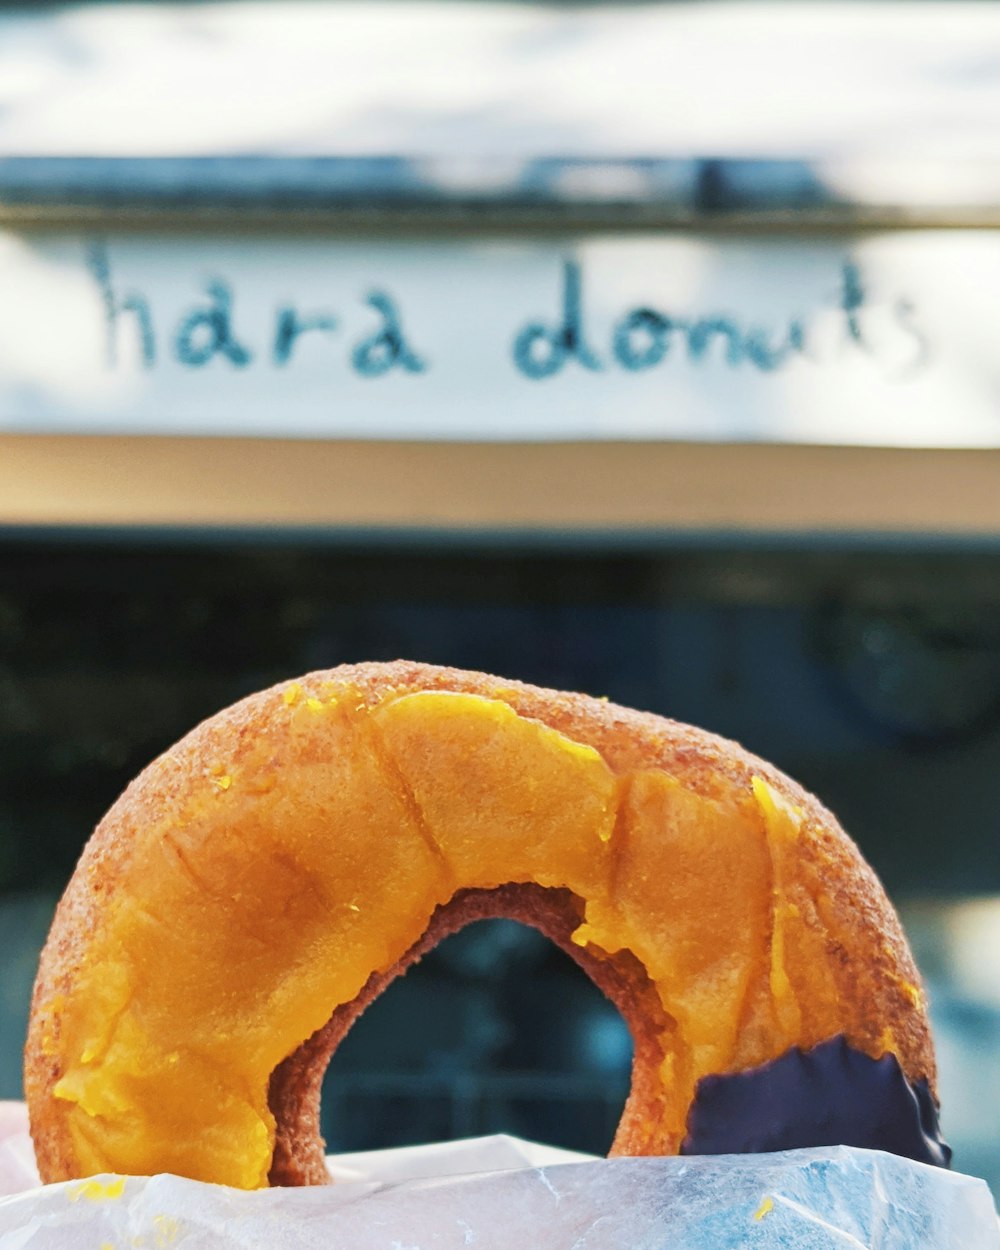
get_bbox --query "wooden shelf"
[2,436,998,537]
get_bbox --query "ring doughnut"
[25,660,947,1188]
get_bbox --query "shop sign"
[0,230,993,446]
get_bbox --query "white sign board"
[0,230,995,446]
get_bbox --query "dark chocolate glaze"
[681,1035,951,1168]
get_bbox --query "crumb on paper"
[69,1177,125,1203]
[153,1213,183,1246]
[754,1196,774,1221]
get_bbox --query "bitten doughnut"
[25,661,946,1189]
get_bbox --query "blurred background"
[1,0,999,1201]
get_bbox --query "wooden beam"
[2,436,998,535]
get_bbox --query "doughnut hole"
[318,917,633,1156]
[267,885,670,1185]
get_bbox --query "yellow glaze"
[34,687,909,1188]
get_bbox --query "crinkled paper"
[0,1128,997,1250]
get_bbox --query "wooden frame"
[2,436,998,536]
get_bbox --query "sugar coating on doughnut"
[25,661,936,1188]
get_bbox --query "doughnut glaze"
[25,661,938,1188]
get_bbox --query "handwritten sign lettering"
[89,244,427,377]
[86,244,923,383]
[512,261,925,379]
[0,230,992,443]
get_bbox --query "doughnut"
[25,660,947,1189]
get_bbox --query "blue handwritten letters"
[512,260,925,379]
[87,244,925,381]
[88,243,426,377]
[512,259,603,378]
[174,280,253,368]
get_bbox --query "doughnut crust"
[25,661,937,1188]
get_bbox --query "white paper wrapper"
[0,1104,39,1198]
[0,1131,997,1250]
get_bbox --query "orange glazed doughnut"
[25,661,946,1189]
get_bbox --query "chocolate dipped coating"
[683,1035,951,1167]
